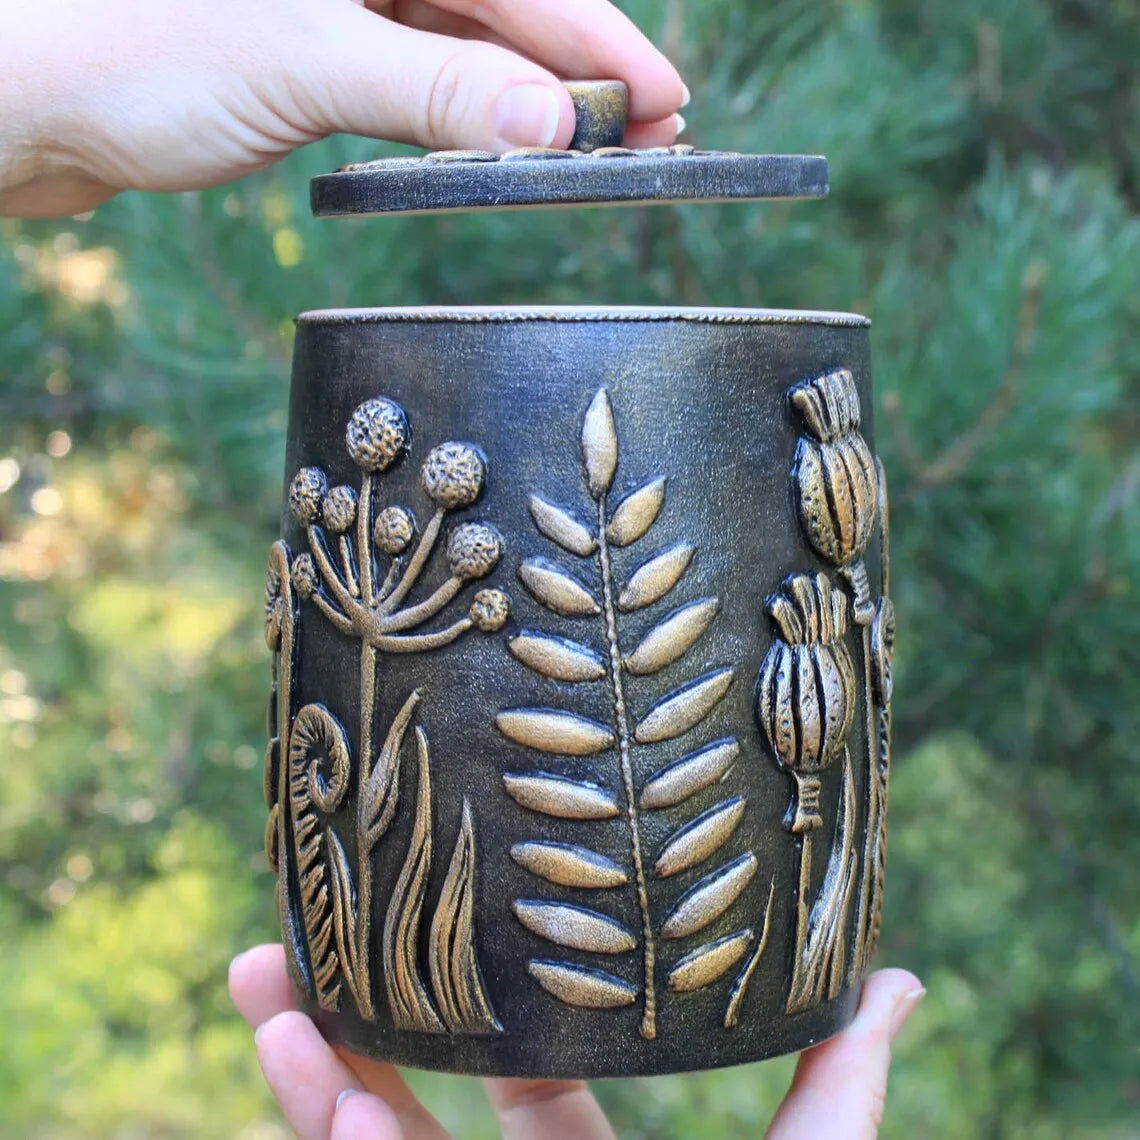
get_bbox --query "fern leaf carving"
[519,558,601,616]
[511,842,628,888]
[503,772,620,819]
[529,496,597,557]
[640,739,739,810]
[624,598,720,675]
[497,709,615,755]
[581,388,618,497]
[667,930,754,993]
[634,669,735,744]
[618,543,695,612]
[654,797,746,879]
[508,631,607,682]
[500,386,754,1040]
[659,853,758,939]
[513,901,637,954]
[288,703,351,1012]
[527,961,638,1009]
[607,477,666,546]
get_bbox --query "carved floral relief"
[264,396,506,1034]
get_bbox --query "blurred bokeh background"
[1,0,1138,1136]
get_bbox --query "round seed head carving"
[321,485,358,534]
[469,588,510,631]
[422,441,486,509]
[346,397,409,473]
[290,553,319,599]
[790,369,878,566]
[756,572,856,776]
[289,467,327,525]
[373,505,415,555]
[446,522,503,581]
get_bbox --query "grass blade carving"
[429,801,503,1035]
[384,726,444,1032]
[500,387,757,1040]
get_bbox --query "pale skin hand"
[230,945,925,1140]
[0,0,688,218]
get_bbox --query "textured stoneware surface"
[310,153,829,216]
[263,308,893,1078]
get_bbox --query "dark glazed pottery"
[263,307,894,1078]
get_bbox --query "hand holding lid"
[312,81,828,217]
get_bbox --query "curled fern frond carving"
[288,703,352,1012]
[499,386,759,1041]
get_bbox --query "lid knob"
[565,81,629,153]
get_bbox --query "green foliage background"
[1,1,1138,1135]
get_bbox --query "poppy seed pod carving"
[790,370,878,620]
[756,572,857,833]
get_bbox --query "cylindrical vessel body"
[263,307,892,1078]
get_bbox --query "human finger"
[624,114,684,149]
[229,943,297,1028]
[765,969,925,1140]
[230,945,447,1139]
[336,1048,452,1140]
[288,4,576,151]
[363,0,511,50]
[331,1090,406,1140]
[255,1010,367,1140]
[483,1078,616,1140]
[421,0,686,122]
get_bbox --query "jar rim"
[295,306,870,328]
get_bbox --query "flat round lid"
[310,82,828,218]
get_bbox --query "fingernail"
[675,114,687,137]
[495,84,561,148]
[335,1089,358,1112]
[253,1022,266,1045]
[888,986,926,1041]
[680,83,692,108]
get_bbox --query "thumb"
[765,969,925,1140]
[286,3,576,152]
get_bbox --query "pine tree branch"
[892,258,1047,494]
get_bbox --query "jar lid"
[310,81,828,218]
